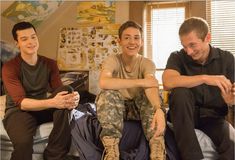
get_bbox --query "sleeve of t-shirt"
[2,61,25,106]
[102,54,118,73]
[142,58,156,76]
[48,60,63,91]
[165,51,184,74]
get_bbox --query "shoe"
[102,136,120,160]
[149,135,166,160]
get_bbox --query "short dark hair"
[179,17,209,40]
[12,22,36,41]
[118,20,142,39]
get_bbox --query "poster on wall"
[1,1,63,27]
[77,1,116,25]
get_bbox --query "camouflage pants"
[96,90,156,140]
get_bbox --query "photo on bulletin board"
[59,70,89,92]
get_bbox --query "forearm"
[163,75,205,90]
[145,87,166,137]
[99,78,144,90]
[20,98,56,111]
[144,87,162,110]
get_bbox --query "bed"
[0,94,219,160]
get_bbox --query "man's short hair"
[12,22,36,41]
[118,20,142,39]
[179,17,209,40]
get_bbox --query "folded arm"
[99,69,158,90]
[20,91,79,111]
[163,69,233,107]
[163,69,232,94]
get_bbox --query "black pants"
[3,85,73,160]
[168,88,235,160]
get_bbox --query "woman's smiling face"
[118,27,143,57]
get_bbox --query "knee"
[171,87,192,97]
[170,87,194,103]
[96,90,124,114]
[96,90,123,104]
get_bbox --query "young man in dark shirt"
[163,17,235,160]
[2,22,79,160]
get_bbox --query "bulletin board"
[57,24,120,94]
[57,24,120,71]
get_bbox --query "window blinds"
[206,0,235,55]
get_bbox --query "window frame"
[144,1,190,71]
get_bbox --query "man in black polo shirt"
[162,17,235,160]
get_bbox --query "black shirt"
[165,45,234,117]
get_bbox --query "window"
[144,2,189,84]
[206,0,235,55]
